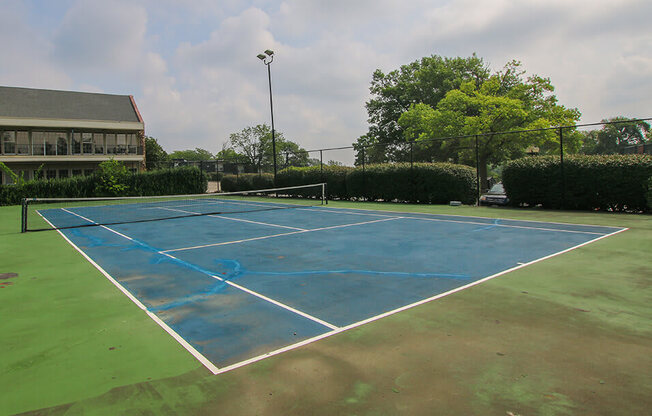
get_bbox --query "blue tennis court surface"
[39,203,625,373]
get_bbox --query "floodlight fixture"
[258,50,277,181]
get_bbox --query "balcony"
[1,144,143,156]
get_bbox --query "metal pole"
[559,127,565,209]
[267,63,277,183]
[475,135,480,205]
[320,149,323,182]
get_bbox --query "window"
[2,131,16,154]
[94,133,104,154]
[34,169,44,180]
[57,133,68,155]
[84,169,94,176]
[58,169,69,178]
[32,132,45,155]
[46,170,56,179]
[72,169,82,176]
[16,132,29,154]
[82,133,93,154]
[72,133,81,154]
[106,134,116,154]
[126,133,138,154]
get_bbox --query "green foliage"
[220,163,475,204]
[397,61,581,188]
[356,53,490,163]
[226,124,311,170]
[0,161,22,185]
[347,163,476,204]
[580,117,650,155]
[502,154,652,211]
[128,167,207,196]
[220,173,274,192]
[95,160,130,196]
[145,136,169,169]
[168,148,214,161]
[0,166,206,206]
[276,165,354,199]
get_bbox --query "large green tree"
[168,148,214,161]
[144,136,169,170]
[224,124,310,171]
[580,117,650,154]
[398,61,581,188]
[355,54,490,164]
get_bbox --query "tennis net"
[21,183,327,232]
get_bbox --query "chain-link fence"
[154,118,651,206]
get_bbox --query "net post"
[21,198,28,233]
[322,182,328,205]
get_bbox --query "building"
[0,86,145,185]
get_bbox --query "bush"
[95,160,130,196]
[0,165,207,205]
[503,154,652,211]
[276,166,354,199]
[347,162,476,204]
[219,163,476,204]
[220,173,274,192]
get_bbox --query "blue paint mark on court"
[40,204,624,370]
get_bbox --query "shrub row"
[0,166,207,206]
[503,154,652,211]
[220,173,274,192]
[220,163,477,204]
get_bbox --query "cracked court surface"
[39,203,624,373]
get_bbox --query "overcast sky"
[2,0,650,163]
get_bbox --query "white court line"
[304,205,625,232]
[58,208,339,353]
[44,206,628,376]
[39,210,220,374]
[299,207,611,235]
[153,206,307,231]
[212,225,629,374]
[163,216,402,253]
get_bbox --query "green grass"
[0,202,650,415]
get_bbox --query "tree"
[354,54,490,164]
[144,136,168,170]
[398,61,581,189]
[225,124,310,171]
[168,148,214,161]
[215,146,245,162]
[581,117,650,154]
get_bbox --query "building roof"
[0,86,142,123]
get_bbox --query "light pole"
[257,49,277,183]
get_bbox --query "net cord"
[24,183,326,203]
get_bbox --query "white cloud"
[53,0,148,72]
[0,1,71,88]
[1,0,651,162]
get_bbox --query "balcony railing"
[1,144,143,156]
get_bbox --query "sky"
[1,0,651,164]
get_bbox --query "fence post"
[320,149,323,183]
[361,147,366,200]
[475,135,480,205]
[559,127,565,209]
[410,141,415,202]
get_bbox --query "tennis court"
[33,189,625,374]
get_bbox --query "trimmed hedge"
[220,173,274,192]
[348,163,476,204]
[276,166,354,199]
[220,162,476,204]
[0,166,207,206]
[503,154,652,211]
